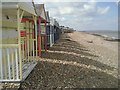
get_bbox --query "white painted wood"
[0,48,3,79]
[15,48,19,80]
[20,10,24,22]
[22,62,37,81]
[40,25,46,34]
[0,31,2,40]
[6,48,11,80]
[11,48,15,80]
[27,40,29,62]
[17,8,22,80]
[33,16,38,57]
[0,79,20,82]
[46,11,50,23]
[35,4,46,19]
[22,41,24,59]
[0,62,37,82]
[33,40,34,59]
[2,2,37,16]
[2,29,18,40]
[0,44,19,48]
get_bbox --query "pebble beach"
[18,31,118,89]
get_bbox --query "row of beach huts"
[0,1,74,82]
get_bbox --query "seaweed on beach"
[104,38,120,42]
[92,34,120,42]
[92,34,103,37]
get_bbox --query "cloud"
[46,1,110,17]
[54,17,66,21]
[43,2,116,30]
[48,8,59,16]
[59,7,74,15]
[97,6,110,15]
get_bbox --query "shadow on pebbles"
[20,34,118,89]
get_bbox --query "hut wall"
[40,23,46,35]
[40,23,46,51]
[50,25,54,47]
[46,26,50,48]
[1,14,18,44]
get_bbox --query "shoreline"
[92,33,120,42]
[79,31,120,42]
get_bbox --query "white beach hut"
[0,1,38,82]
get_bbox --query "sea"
[84,30,119,39]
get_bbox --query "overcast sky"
[35,1,118,31]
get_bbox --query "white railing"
[0,39,37,82]
[0,44,21,82]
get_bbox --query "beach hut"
[35,4,47,56]
[46,11,50,49]
[54,19,59,42]
[59,26,64,34]
[0,1,38,82]
[50,17,55,47]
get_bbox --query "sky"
[35,0,118,31]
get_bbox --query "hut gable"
[35,4,46,20]
[46,11,50,23]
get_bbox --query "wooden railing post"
[17,8,22,80]
[33,16,38,57]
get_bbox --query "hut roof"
[2,1,37,16]
[46,11,50,23]
[35,4,46,20]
